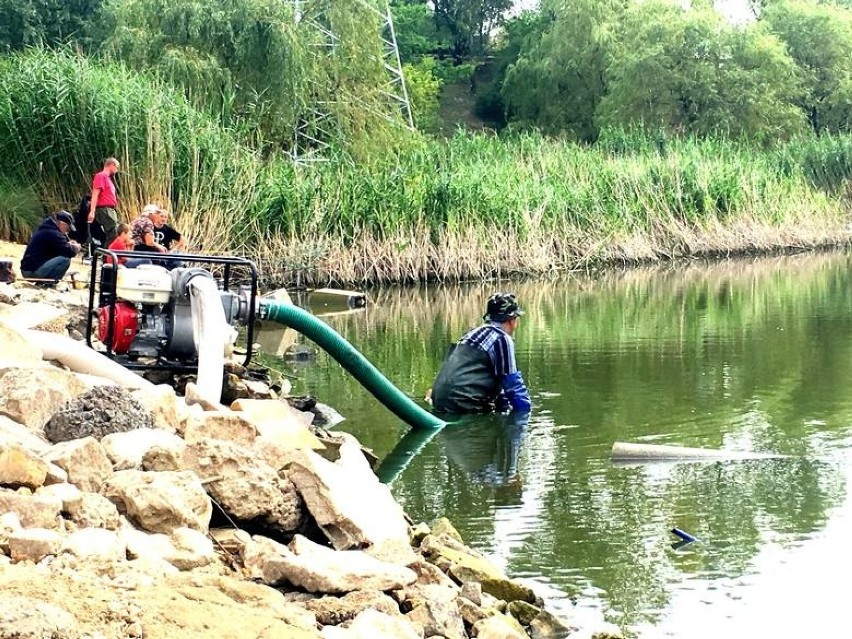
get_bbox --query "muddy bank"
[0,279,622,639]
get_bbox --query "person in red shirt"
[88,157,121,244]
[105,223,149,268]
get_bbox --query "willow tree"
[762,0,852,133]
[501,0,624,142]
[100,0,413,158]
[597,1,806,139]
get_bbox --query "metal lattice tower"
[290,0,414,164]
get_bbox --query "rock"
[101,469,212,534]
[0,366,86,430]
[44,386,153,444]
[8,527,62,562]
[0,490,62,528]
[322,609,421,639]
[507,600,542,627]
[310,402,345,429]
[0,283,20,303]
[182,411,258,446]
[44,437,113,493]
[461,580,483,606]
[43,461,68,485]
[0,415,50,455]
[0,445,48,488]
[35,483,83,512]
[0,511,22,554]
[231,398,325,451]
[190,573,319,632]
[168,527,217,570]
[221,373,249,405]
[410,522,430,546]
[306,590,401,626]
[432,517,464,543]
[396,582,459,611]
[245,379,277,399]
[457,597,497,626]
[474,614,529,639]
[183,438,302,534]
[528,610,583,639]
[101,428,186,470]
[130,384,181,432]
[411,557,460,589]
[421,533,536,604]
[406,599,466,639]
[286,438,414,564]
[61,527,125,561]
[65,492,121,529]
[0,596,77,639]
[184,382,223,411]
[122,527,216,571]
[0,321,41,363]
[142,444,185,472]
[244,534,417,593]
[587,622,625,639]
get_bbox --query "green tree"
[100,0,411,158]
[433,0,512,59]
[391,0,442,62]
[403,59,442,132]
[502,0,620,141]
[597,1,806,139]
[762,0,852,133]
[0,0,101,52]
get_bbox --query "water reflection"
[275,251,852,636]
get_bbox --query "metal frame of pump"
[85,249,259,372]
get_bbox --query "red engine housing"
[97,301,139,354]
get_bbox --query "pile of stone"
[0,292,622,639]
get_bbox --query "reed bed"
[0,51,850,286]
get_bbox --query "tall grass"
[0,50,850,286]
[0,49,263,251]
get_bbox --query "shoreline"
[0,277,623,639]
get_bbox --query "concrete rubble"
[0,287,623,639]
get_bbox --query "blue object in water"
[671,527,699,543]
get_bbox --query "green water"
[271,252,852,637]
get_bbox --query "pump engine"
[87,252,258,369]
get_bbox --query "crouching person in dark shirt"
[20,211,81,284]
[431,293,532,415]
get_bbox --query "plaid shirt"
[458,322,518,377]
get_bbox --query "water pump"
[86,251,259,371]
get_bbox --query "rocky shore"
[0,277,623,639]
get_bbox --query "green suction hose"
[258,300,446,430]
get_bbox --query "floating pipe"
[612,441,789,462]
[671,527,699,543]
[257,300,446,431]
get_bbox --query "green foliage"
[0,48,263,248]
[100,0,412,159]
[433,0,512,58]
[502,0,617,141]
[0,0,101,52]
[403,60,442,132]
[0,179,42,242]
[391,0,442,62]
[597,1,806,139]
[762,0,852,133]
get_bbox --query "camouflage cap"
[483,293,524,322]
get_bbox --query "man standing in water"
[431,293,532,415]
[88,157,121,244]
